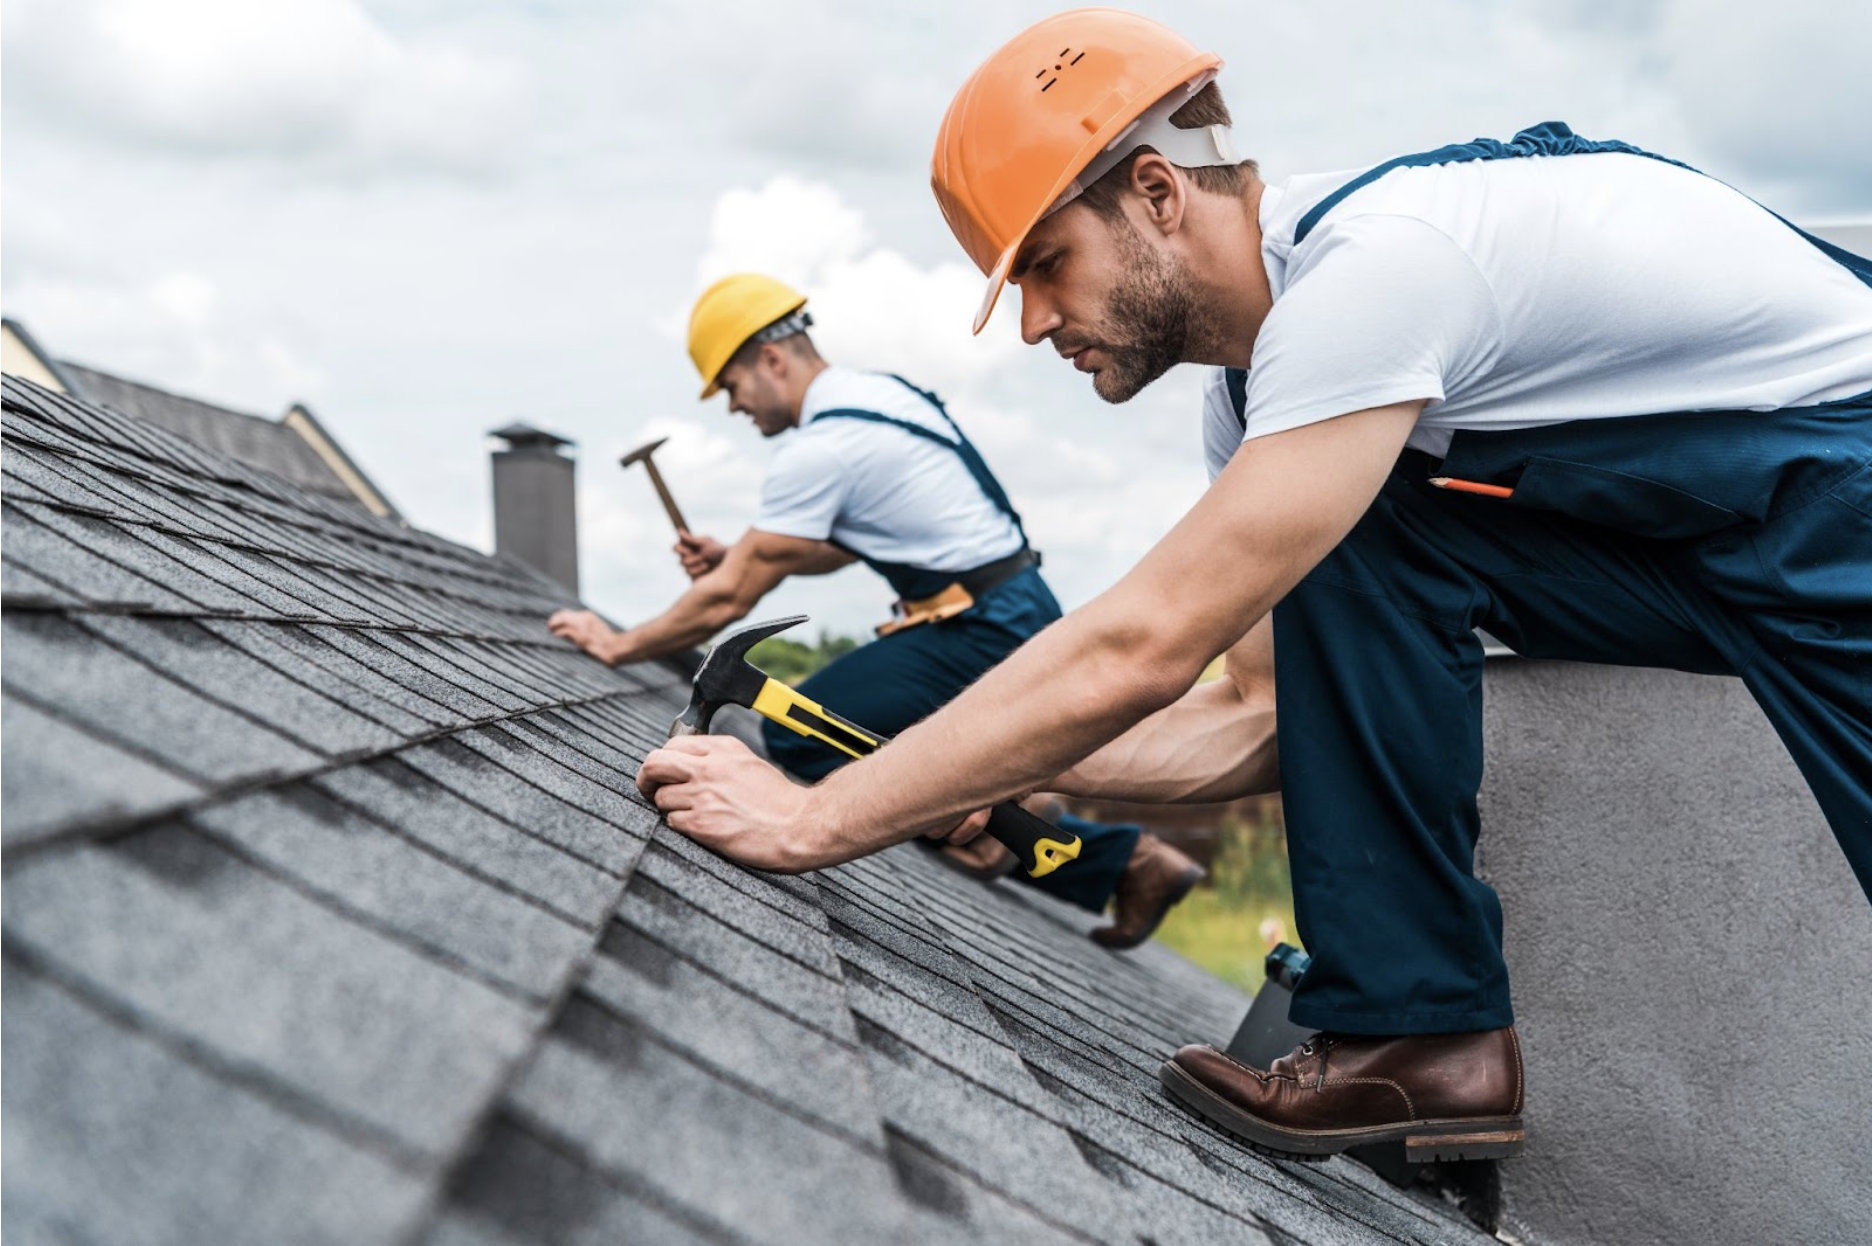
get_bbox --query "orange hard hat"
[932,9,1225,333]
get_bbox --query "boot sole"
[1158,1059,1525,1162]
[1092,864,1207,951]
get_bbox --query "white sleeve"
[753,436,853,541]
[1242,213,1501,441]
[1200,367,1244,484]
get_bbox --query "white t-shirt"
[755,367,1025,572]
[1203,149,1872,480]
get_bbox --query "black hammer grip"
[747,677,1083,878]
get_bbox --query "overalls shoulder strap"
[1293,121,1698,246]
[809,376,1033,602]
[812,374,1029,541]
[1224,366,1249,432]
[1218,122,1872,437]
[1291,120,1872,290]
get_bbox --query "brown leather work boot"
[1160,1028,1525,1161]
[1090,833,1206,950]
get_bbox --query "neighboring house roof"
[0,318,399,520]
[0,375,1493,1245]
[58,361,401,519]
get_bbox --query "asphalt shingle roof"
[55,360,399,516]
[0,374,1496,1245]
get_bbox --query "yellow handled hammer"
[669,614,1082,878]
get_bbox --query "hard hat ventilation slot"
[1037,47,1086,93]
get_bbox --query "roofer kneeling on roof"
[548,272,1207,948]
[634,8,1872,1164]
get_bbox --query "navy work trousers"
[763,568,1141,912]
[1276,394,1872,1034]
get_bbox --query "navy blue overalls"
[762,375,1142,911]
[1226,124,1872,1034]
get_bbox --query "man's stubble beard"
[1089,225,1203,404]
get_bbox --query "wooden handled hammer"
[669,614,1084,879]
[620,437,689,534]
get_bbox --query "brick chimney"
[489,422,579,595]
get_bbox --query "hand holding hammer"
[661,614,1083,878]
[622,437,724,579]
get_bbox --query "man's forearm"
[1057,615,1279,803]
[1054,675,1277,803]
[609,586,743,664]
[787,405,1421,865]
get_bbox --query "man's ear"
[758,341,789,377]
[1129,152,1185,238]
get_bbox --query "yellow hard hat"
[687,273,810,399]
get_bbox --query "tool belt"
[876,546,1038,636]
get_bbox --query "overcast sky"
[6,0,1870,637]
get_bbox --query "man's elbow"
[696,596,751,634]
[1096,616,1209,723]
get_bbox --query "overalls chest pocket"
[1491,456,1746,541]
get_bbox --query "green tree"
[745,629,862,685]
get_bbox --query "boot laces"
[1299,1033,1338,1090]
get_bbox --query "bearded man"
[634,9,1872,1165]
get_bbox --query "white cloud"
[691,175,1028,401]
[3,0,529,177]
[5,0,1867,644]
[576,175,1212,638]
[11,269,328,411]
[1651,0,1872,209]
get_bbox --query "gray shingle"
[2,959,433,1246]
[79,614,404,759]
[1,612,321,785]
[218,620,464,728]
[635,833,826,928]
[507,1028,908,1245]
[2,375,1502,1246]
[853,1009,1129,1243]
[0,561,85,607]
[0,694,203,845]
[312,758,623,926]
[190,786,593,1001]
[879,1127,1102,1246]
[100,517,318,616]
[207,540,389,623]
[381,631,532,713]
[1,502,199,611]
[455,724,658,830]
[4,831,537,1162]
[580,926,880,1143]
[623,865,840,987]
[398,737,644,871]
[613,877,857,1045]
[196,617,437,737]
[306,625,506,719]
[430,1116,725,1246]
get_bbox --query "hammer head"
[669,614,807,738]
[619,437,669,468]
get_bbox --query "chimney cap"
[490,422,575,452]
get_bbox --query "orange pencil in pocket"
[1429,476,1516,499]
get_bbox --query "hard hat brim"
[973,245,1019,336]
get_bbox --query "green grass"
[1152,808,1300,994]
